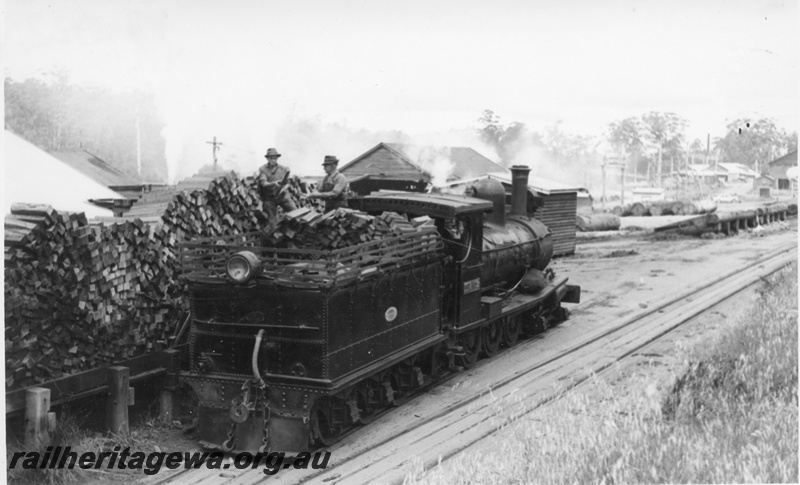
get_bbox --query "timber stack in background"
[3,172,321,391]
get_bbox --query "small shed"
[436,173,581,257]
[753,174,776,190]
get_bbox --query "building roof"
[49,149,141,188]
[435,172,583,196]
[768,150,798,167]
[685,165,721,177]
[4,131,123,217]
[340,142,507,184]
[718,163,759,177]
[122,170,234,218]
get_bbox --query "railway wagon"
[179,165,580,453]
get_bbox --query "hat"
[265,148,281,158]
[322,155,339,166]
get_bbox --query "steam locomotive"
[179,165,580,453]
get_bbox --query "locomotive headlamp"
[226,251,261,283]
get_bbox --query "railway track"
[143,241,797,485]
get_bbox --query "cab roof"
[350,192,492,219]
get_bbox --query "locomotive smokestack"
[510,165,531,216]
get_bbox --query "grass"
[5,399,191,485]
[407,262,798,484]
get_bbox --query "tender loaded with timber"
[179,165,580,454]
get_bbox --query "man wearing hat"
[257,147,297,221]
[309,155,349,212]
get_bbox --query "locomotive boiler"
[179,165,580,453]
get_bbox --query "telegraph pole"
[206,136,223,171]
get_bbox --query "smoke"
[501,131,606,195]
[160,124,183,185]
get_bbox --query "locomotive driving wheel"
[481,321,501,357]
[501,316,521,347]
[310,396,344,447]
[457,330,481,369]
[355,374,390,424]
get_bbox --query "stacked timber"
[611,204,632,217]
[680,200,717,216]
[4,172,326,390]
[630,202,648,217]
[263,208,432,250]
[647,202,672,217]
[576,213,621,232]
[611,199,716,217]
[4,205,178,389]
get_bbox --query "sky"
[3,0,799,182]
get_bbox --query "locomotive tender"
[179,165,580,453]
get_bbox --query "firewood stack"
[263,208,433,251]
[3,173,276,390]
[4,205,178,389]
[3,171,388,390]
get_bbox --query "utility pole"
[206,136,223,171]
[136,117,142,177]
[601,158,606,209]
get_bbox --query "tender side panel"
[325,261,441,381]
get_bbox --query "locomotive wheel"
[457,330,481,369]
[501,317,521,348]
[355,376,389,424]
[310,397,344,447]
[389,356,423,406]
[481,321,501,357]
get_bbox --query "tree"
[476,109,535,164]
[4,76,168,182]
[639,112,688,183]
[716,118,789,170]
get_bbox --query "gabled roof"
[769,150,797,167]
[686,165,722,177]
[340,142,507,183]
[4,131,123,217]
[435,172,583,195]
[718,163,759,177]
[49,149,141,188]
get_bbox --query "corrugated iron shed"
[437,173,582,257]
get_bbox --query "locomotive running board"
[452,275,572,335]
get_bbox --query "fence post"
[25,387,53,449]
[159,349,181,423]
[107,366,130,435]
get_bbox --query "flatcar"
[179,165,580,453]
